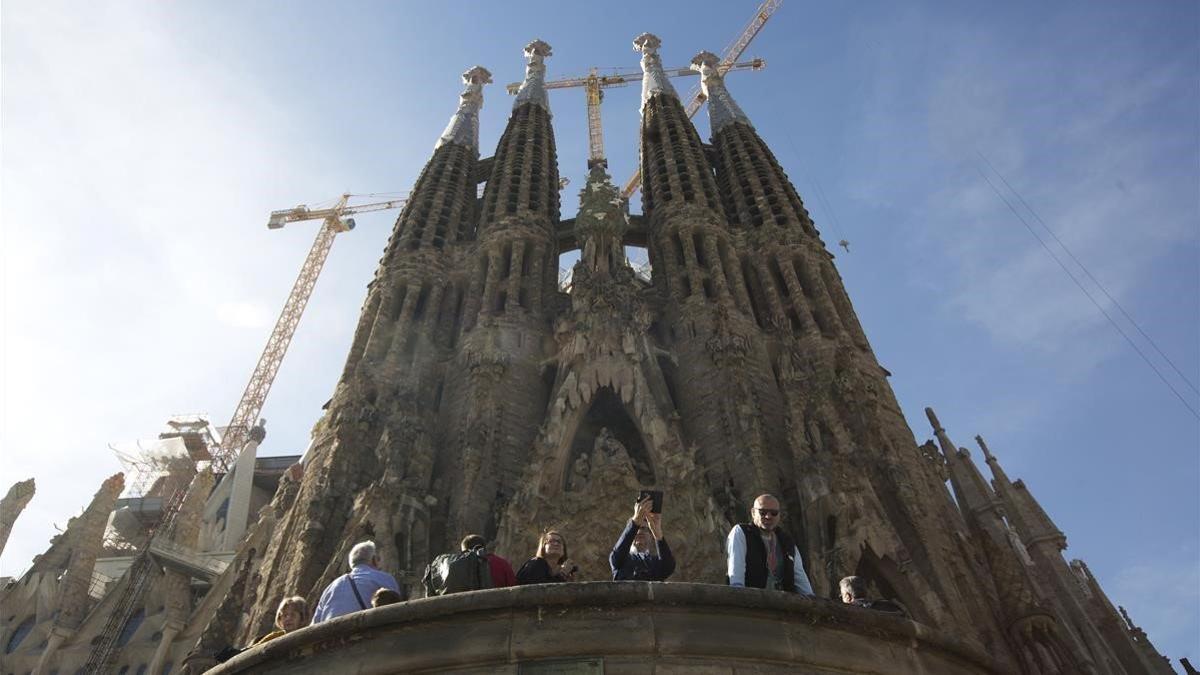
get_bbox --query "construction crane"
[83,192,406,671]
[506,58,766,171]
[210,193,407,473]
[621,0,782,199]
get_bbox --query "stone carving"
[435,66,492,151]
[690,50,753,132]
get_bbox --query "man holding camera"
[726,494,814,595]
[610,494,675,581]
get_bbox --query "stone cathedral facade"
[0,36,1177,675]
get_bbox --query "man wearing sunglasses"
[726,494,814,595]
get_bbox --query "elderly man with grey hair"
[839,575,906,616]
[311,540,401,624]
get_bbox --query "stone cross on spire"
[690,50,753,133]
[513,39,552,112]
[633,32,678,111]
[436,65,493,151]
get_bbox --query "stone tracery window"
[3,615,34,653]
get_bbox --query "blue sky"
[2,0,1196,663]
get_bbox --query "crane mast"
[212,194,406,471]
[212,195,351,472]
[585,72,606,169]
[84,192,404,670]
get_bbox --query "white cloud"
[847,10,1195,367]
[215,301,273,330]
[1109,548,1200,658]
[0,2,345,573]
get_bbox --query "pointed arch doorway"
[561,386,657,492]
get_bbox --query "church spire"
[513,40,552,112]
[634,33,678,110]
[36,473,124,673]
[436,65,492,152]
[0,477,35,557]
[690,51,752,133]
[978,435,1067,551]
[926,408,999,517]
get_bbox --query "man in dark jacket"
[726,494,814,595]
[610,496,675,581]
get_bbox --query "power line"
[973,163,1199,420]
[781,130,848,243]
[812,178,848,242]
[977,150,1198,395]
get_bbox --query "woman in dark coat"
[517,529,577,584]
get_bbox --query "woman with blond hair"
[516,530,577,584]
[252,596,308,646]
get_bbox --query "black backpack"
[422,547,493,596]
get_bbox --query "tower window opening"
[500,242,513,279]
[449,286,465,347]
[391,285,408,320]
[787,309,802,333]
[793,258,816,301]
[741,258,766,328]
[657,355,681,411]
[477,257,490,293]
[494,289,507,313]
[434,283,451,325]
[769,258,789,299]
[672,232,687,267]
[412,285,430,321]
[702,277,715,300]
[692,232,707,267]
[520,244,533,277]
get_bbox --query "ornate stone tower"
[442,39,561,542]
[636,36,791,514]
[0,33,1178,675]
[236,63,497,639]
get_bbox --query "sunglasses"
[756,508,780,516]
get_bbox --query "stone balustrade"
[212,582,1001,674]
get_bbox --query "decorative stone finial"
[924,407,943,432]
[690,50,753,132]
[1118,606,1135,630]
[514,39,552,112]
[975,434,995,461]
[436,65,493,151]
[634,32,678,111]
[103,472,126,494]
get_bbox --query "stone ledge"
[213,582,1003,674]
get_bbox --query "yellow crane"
[84,193,406,671]
[210,193,407,473]
[505,58,766,171]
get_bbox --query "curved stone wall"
[212,582,1002,674]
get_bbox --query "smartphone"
[637,490,663,514]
